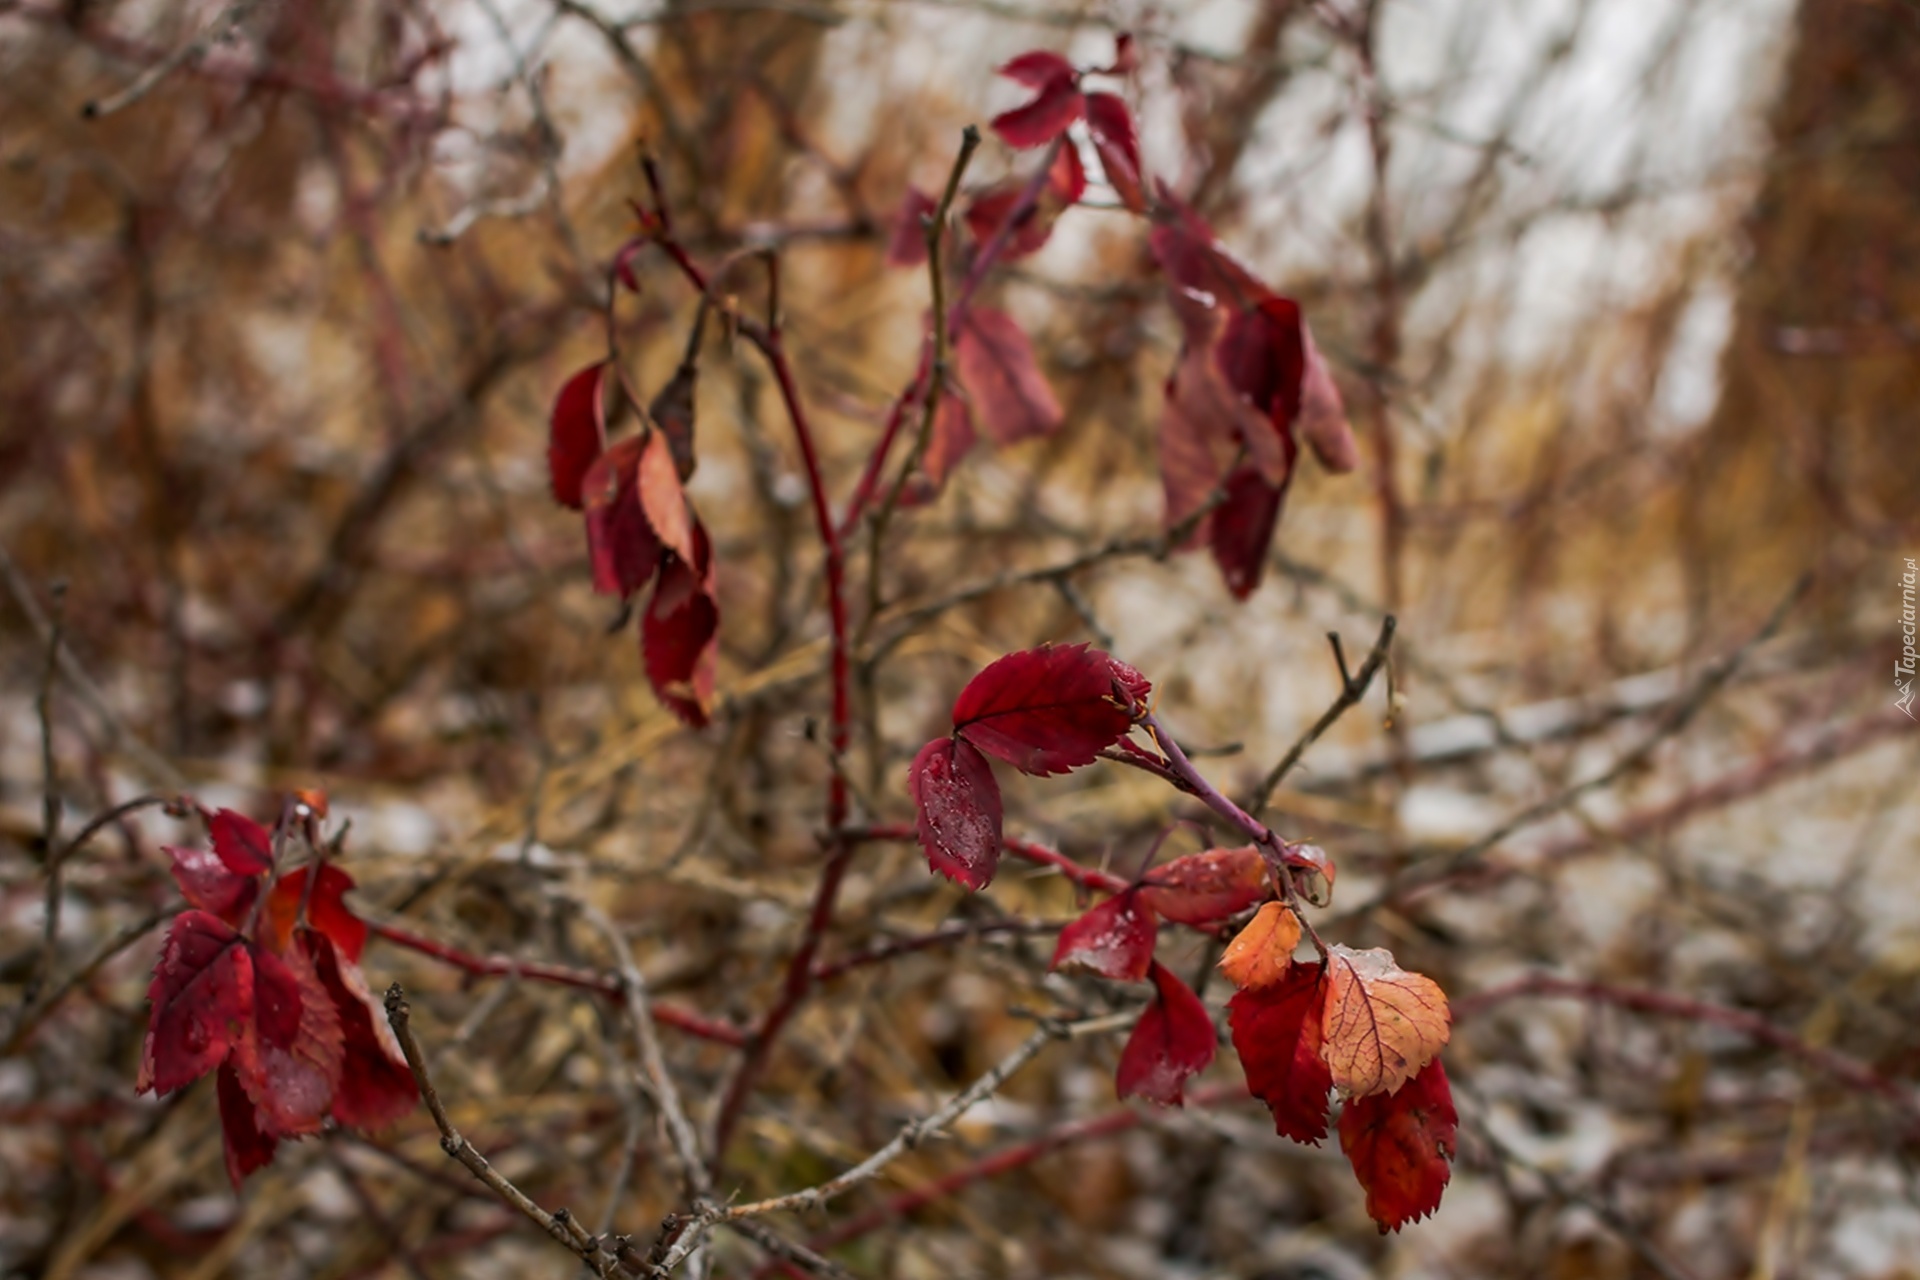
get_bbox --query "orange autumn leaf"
[1320,944,1450,1098]
[1218,902,1302,989]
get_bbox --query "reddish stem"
[367,920,745,1048]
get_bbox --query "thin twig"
[1246,614,1396,814]
[27,794,171,1006]
[382,983,631,1276]
[81,0,282,119]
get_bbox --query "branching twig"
[1245,614,1396,814]
[81,0,282,119]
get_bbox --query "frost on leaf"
[1228,961,1333,1143]
[1320,945,1451,1099]
[138,910,255,1097]
[230,941,343,1137]
[954,308,1064,446]
[643,521,719,729]
[1084,92,1143,212]
[1217,902,1302,989]
[908,736,1004,890]
[1052,889,1157,981]
[1339,1057,1457,1231]
[1117,961,1216,1106]
[1140,845,1266,925]
[548,361,607,509]
[950,643,1142,775]
[990,51,1083,149]
[583,436,663,599]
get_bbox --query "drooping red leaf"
[1228,960,1333,1143]
[887,185,937,267]
[951,643,1142,775]
[208,809,273,877]
[262,864,367,963]
[1050,140,1088,207]
[229,942,342,1137]
[636,429,696,565]
[919,391,977,495]
[1147,189,1268,311]
[217,1061,278,1188]
[907,736,1004,890]
[1140,845,1267,925]
[582,435,663,599]
[1051,889,1157,981]
[138,910,254,1097]
[1217,902,1303,990]
[164,841,259,925]
[643,522,719,729]
[963,144,1087,262]
[1209,464,1288,600]
[549,361,607,510]
[1218,297,1306,430]
[1339,1058,1457,1232]
[998,50,1077,88]
[954,308,1065,446]
[990,53,1083,149]
[1299,324,1359,473]
[1116,961,1216,1106]
[303,931,418,1132]
[1084,92,1144,212]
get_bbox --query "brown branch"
[1245,614,1396,814]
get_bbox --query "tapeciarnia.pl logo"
[1899,557,1917,719]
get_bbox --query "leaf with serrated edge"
[1117,961,1216,1106]
[1140,845,1266,925]
[1228,961,1333,1143]
[1320,945,1450,1098]
[1339,1057,1456,1231]
[951,643,1139,776]
[1217,902,1301,989]
[908,736,1004,889]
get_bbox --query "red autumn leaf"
[1139,845,1267,925]
[303,931,417,1132]
[164,841,259,925]
[908,735,1004,890]
[1339,1057,1457,1231]
[1147,190,1268,311]
[1084,92,1144,212]
[1216,298,1302,486]
[887,184,936,267]
[1228,961,1334,1143]
[990,52,1083,149]
[637,429,696,566]
[954,307,1065,445]
[1051,889,1157,981]
[919,391,976,494]
[217,1061,278,1188]
[1299,324,1359,473]
[549,361,607,510]
[643,522,719,729]
[261,864,368,963]
[1117,961,1216,1106]
[964,144,1086,261]
[138,910,255,1097]
[582,435,663,599]
[209,809,273,877]
[951,643,1142,776]
[1320,945,1452,1099]
[228,941,343,1137]
[1209,464,1289,600]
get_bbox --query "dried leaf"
[637,430,696,565]
[1117,961,1216,1106]
[582,436,663,599]
[1339,1058,1457,1231]
[1052,889,1157,981]
[1218,902,1302,989]
[649,362,699,482]
[1228,961,1333,1143]
[908,736,1004,890]
[1321,945,1452,1099]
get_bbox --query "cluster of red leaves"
[548,360,719,728]
[1223,906,1456,1231]
[908,644,1148,888]
[139,809,416,1187]
[883,40,1358,596]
